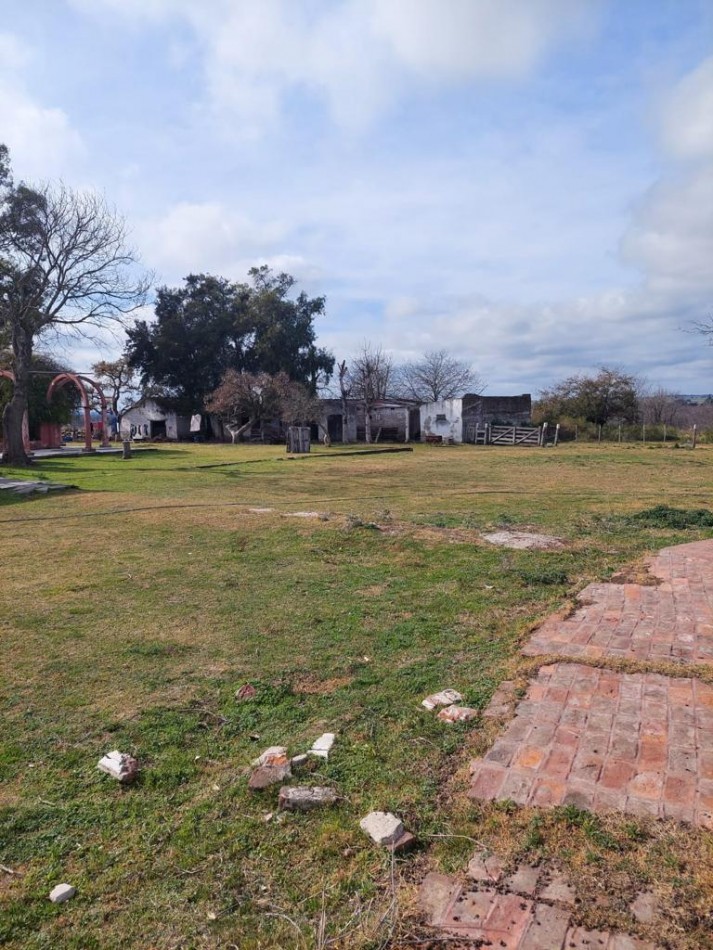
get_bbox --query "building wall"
[463,394,532,426]
[420,398,464,443]
[120,400,188,440]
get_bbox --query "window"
[436,413,447,422]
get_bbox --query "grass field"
[1,441,713,949]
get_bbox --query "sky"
[1,0,712,394]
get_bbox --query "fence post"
[642,423,646,444]
[598,425,602,444]
[541,422,548,446]
[663,424,666,443]
[554,423,560,447]
[692,424,698,449]
[618,423,621,443]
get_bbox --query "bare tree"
[395,349,483,403]
[350,343,392,443]
[0,147,150,464]
[337,359,351,444]
[206,369,317,442]
[640,386,681,426]
[92,357,140,427]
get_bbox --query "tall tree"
[337,359,352,444]
[395,349,483,402]
[536,367,641,426]
[127,267,334,413]
[350,343,392,443]
[0,146,149,465]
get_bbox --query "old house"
[120,398,191,441]
[313,398,417,442]
[420,394,532,443]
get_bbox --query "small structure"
[286,426,310,453]
[420,394,532,444]
[120,398,191,441]
[314,398,416,443]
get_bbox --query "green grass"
[1,442,713,948]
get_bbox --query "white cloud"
[661,56,713,161]
[368,0,598,80]
[70,0,601,132]
[0,31,84,178]
[138,201,293,281]
[622,164,713,294]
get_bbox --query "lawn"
[1,442,713,949]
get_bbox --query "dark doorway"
[327,413,343,442]
[150,419,167,439]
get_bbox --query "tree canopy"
[126,267,334,414]
[0,145,149,464]
[206,369,318,440]
[0,351,79,437]
[536,367,641,426]
[395,349,483,402]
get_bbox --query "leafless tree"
[350,343,392,443]
[337,359,351,444]
[206,369,317,441]
[92,357,140,423]
[1,149,150,464]
[640,386,681,426]
[394,349,484,402]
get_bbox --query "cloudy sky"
[2,0,712,393]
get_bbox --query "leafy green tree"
[126,267,334,413]
[536,367,641,426]
[0,351,79,438]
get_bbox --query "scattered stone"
[235,683,257,701]
[278,786,338,811]
[539,871,576,905]
[263,812,274,823]
[49,883,76,903]
[631,890,658,924]
[422,688,463,711]
[309,733,335,759]
[467,851,505,883]
[388,830,417,854]
[291,753,309,767]
[248,507,274,513]
[97,750,139,784]
[437,705,477,723]
[251,746,289,767]
[482,530,564,550]
[248,764,291,790]
[286,511,323,518]
[359,811,404,845]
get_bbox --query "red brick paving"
[468,663,713,827]
[523,541,713,664]
[419,872,656,949]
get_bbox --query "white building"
[120,398,191,441]
[420,394,532,443]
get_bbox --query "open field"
[2,442,713,949]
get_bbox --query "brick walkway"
[523,541,713,664]
[468,663,713,826]
[420,540,713,947]
[420,870,656,949]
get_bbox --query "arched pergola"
[0,370,31,454]
[47,373,109,452]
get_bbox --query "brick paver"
[420,871,656,949]
[468,663,713,827]
[523,541,713,664]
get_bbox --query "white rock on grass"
[291,753,309,767]
[49,883,76,903]
[421,689,462,711]
[309,733,335,759]
[97,750,139,784]
[359,811,404,845]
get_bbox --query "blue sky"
[2,0,712,393]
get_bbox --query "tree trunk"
[341,397,350,444]
[1,323,32,466]
[364,405,372,443]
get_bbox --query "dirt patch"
[482,530,565,550]
[359,584,388,597]
[292,674,353,695]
